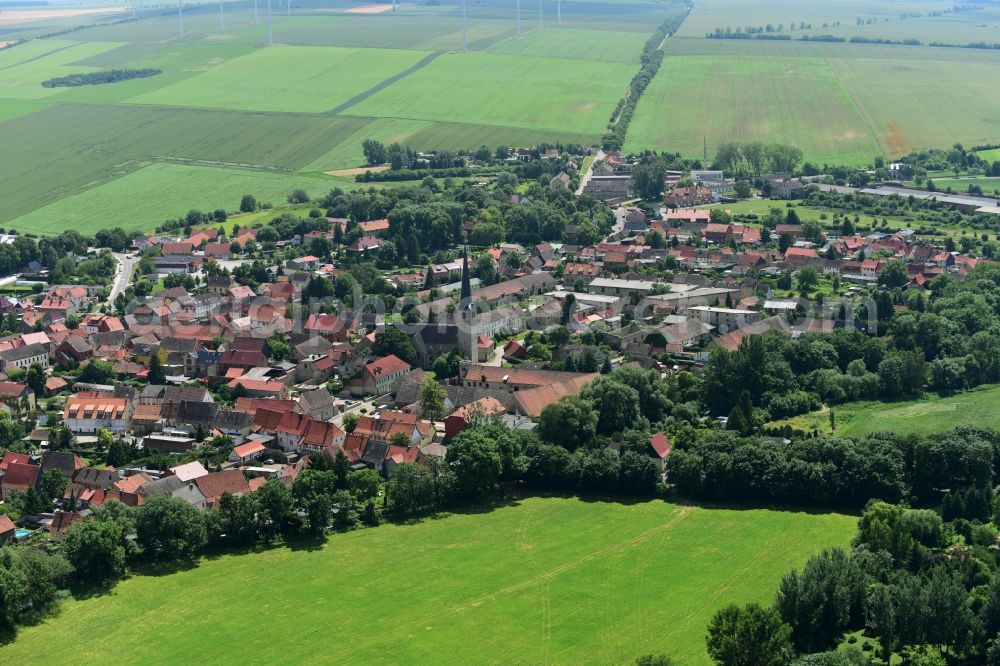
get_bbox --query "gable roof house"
[194,469,250,508]
[0,461,39,498]
[354,410,432,447]
[352,354,411,397]
[0,342,49,371]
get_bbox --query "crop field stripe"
[822,56,882,158]
[0,40,79,72]
[326,50,442,115]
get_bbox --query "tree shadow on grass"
[386,494,525,527]
[0,624,18,646]
[127,557,200,578]
[285,533,330,553]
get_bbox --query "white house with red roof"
[354,354,411,396]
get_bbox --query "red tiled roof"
[341,434,368,462]
[0,451,29,470]
[235,398,296,415]
[2,462,40,491]
[513,374,598,418]
[364,354,410,378]
[232,441,266,458]
[649,432,671,459]
[195,469,249,504]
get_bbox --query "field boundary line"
[0,40,80,72]
[824,56,884,157]
[326,51,443,115]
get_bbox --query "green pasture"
[129,44,431,113]
[5,162,349,236]
[346,51,633,135]
[0,495,855,665]
[768,384,1000,438]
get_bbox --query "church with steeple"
[456,237,479,359]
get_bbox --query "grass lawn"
[6,163,350,236]
[768,384,1000,439]
[129,44,432,114]
[346,51,635,136]
[0,496,855,665]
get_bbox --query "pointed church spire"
[460,236,472,304]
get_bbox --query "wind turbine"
[392,0,396,13]
[516,0,520,36]
[557,0,561,24]
[219,0,225,30]
[253,0,258,25]
[538,0,543,31]
[286,0,290,17]
[178,0,184,38]
[462,0,468,52]
[267,0,273,44]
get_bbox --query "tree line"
[701,496,1000,664]
[602,8,691,151]
[0,452,382,634]
[666,425,998,512]
[42,68,160,88]
[702,263,1000,427]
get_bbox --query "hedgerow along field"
[0,496,856,665]
[0,0,679,233]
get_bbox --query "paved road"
[109,253,136,303]
[575,149,605,196]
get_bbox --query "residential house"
[63,394,131,434]
[444,396,506,439]
[354,354,411,396]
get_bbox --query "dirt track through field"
[326,50,441,115]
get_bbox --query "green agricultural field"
[768,384,1000,439]
[487,27,647,63]
[5,163,349,236]
[304,116,600,172]
[628,39,1000,163]
[0,40,122,100]
[347,51,634,136]
[927,176,1000,195]
[827,55,1000,155]
[129,44,431,113]
[0,496,855,665]
[0,103,369,225]
[675,0,961,39]
[977,148,1000,163]
[625,55,881,165]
